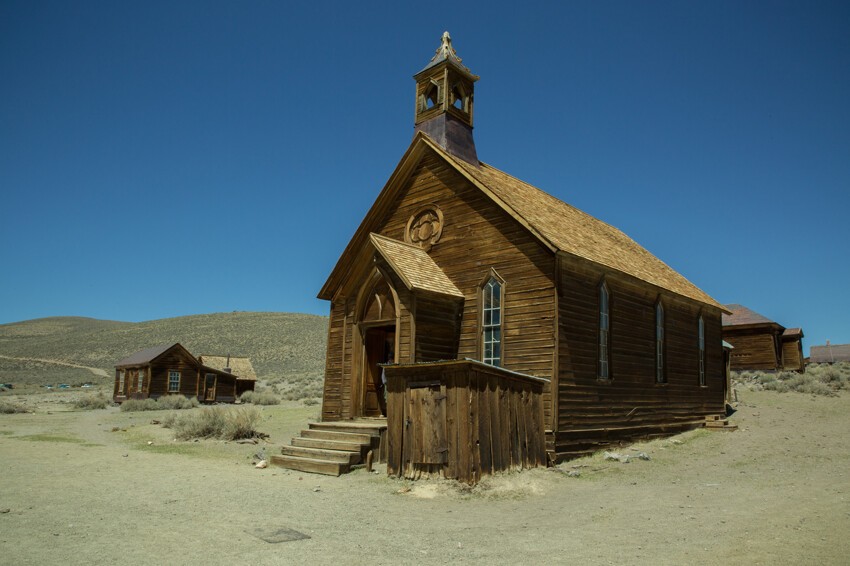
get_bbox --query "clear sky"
[1,1,848,355]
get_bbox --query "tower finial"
[429,31,463,66]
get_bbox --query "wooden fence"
[384,359,549,484]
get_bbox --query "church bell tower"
[413,32,480,165]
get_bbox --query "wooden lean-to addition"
[294,32,731,482]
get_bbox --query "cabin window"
[656,302,665,383]
[118,370,125,394]
[168,370,181,393]
[137,369,145,392]
[698,316,705,386]
[598,282,610,379]
[482,276,503,367]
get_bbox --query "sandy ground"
[1,389,849,565]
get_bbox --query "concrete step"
[300,429,373,444]
[280,445,361,465]
[270,454,348,476]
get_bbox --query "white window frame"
[482,274,503,367]
[168,370,181,393]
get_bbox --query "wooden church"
[284,33,728,481]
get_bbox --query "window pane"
[492,308,500,325]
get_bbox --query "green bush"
[166,406,262,441]
[239,390,280,405]
[73,393,109,410]
[120,396,199,412]
[0,401,28,414]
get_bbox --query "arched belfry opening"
[413,31,479,165]
[355,270,398,417]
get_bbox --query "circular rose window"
[405,205,444,251]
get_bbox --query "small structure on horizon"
[721,304,805,372]
[809,341,850,364]
[113,343,255,403]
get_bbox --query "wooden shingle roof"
[370,233,464,297]
[437,141,724,309]
[722,304,781,328]
[115,343,185,368]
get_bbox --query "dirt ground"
[1,388,849,565]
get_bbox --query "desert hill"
[0,312,327,387]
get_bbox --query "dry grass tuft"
[120,396,199,412]
[239,390,280,405]
[164,406,262,441]
[0,400,28,414]
[73,393,110,410]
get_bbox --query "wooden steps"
[271,420,387,477]
[704,415,738,431]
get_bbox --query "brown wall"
[782,340,804,372]
[149,349,199,398]
[555,255,726,458]
[724,330,780,371]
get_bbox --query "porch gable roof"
[370,233,464,298]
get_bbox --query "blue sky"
[1,1,848,354]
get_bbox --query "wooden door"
[407,383,447,465]
[204,373,216,402]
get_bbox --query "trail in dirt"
[0,354,109,378]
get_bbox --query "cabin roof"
[809,343,850,364]
[197,355,258,381]
[115,343,181,367]
[722,304,782,328]
[319,133,725,311]
[370,233,464,297]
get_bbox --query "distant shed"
[721,304,805,372]
[809,343,850,364]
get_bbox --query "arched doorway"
[357,272,398,417]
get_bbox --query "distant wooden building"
[113,343,252,403]
[809,342,850,364]
[297,33,729,480]
[721,304,804,372]
[197,355,257,397]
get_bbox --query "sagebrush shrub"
[120,396,199,412]
[167,406,261,441]
[73,393,109,410]
[0,401,28,414]
[239,390,280,405]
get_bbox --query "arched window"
[482,276,503,367]
[698,315,706,386]
[599,281,610,379]
[656,301,665,383]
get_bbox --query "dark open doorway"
[363,326,395,417]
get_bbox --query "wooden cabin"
[809,342,850,364]
[197,355,257,397]
[721,304,805,372]
[113,343,242,403]
[298,32,728,480]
